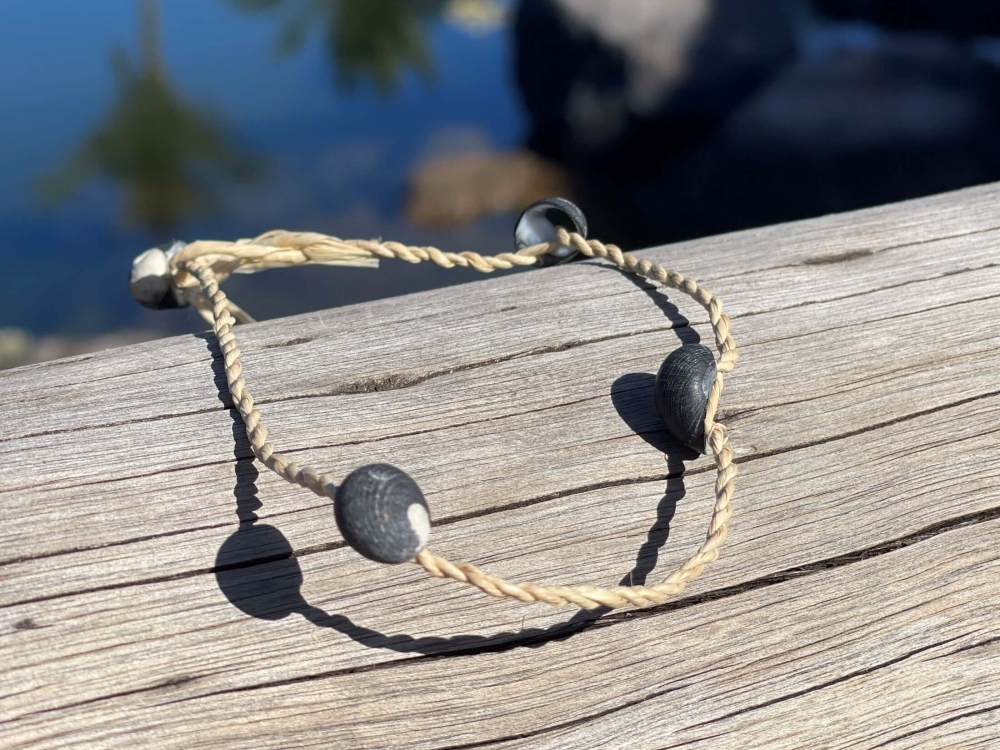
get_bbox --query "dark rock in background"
[514,0,797,173]
[813,0,1000,35]
[513,0,1000,248]
[624,40,1000,243]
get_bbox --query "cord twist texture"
[183,228,737,610]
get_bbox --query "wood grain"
[2,183,1000,748]
[5,518,998,749]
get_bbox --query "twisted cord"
[171,229,542,290]
[183,230,737,611]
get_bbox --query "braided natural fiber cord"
[181,227,737,611]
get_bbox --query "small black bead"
[334,464,431,564]
[514,197,588,266]
[654,344,717,453]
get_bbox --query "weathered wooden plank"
[2,389,998,726]
[4,516,997,748]
[4,200,997,473]
[0,191,995,555]
[2,267,998,595]
[2,181,999,442]
[2,184,1000,748]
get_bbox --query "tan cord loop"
[182,229,738,611]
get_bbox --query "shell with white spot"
[334,463,431,564]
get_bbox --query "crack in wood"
[10,617,41,631]
[6,274,998,498]
[868,702,1000,748]
[38,502,998,722]
[685,636,967,730]
[932,635,1000,660]
[801,248,876,265]
[653,734,734,750]
[265,327,689,400]
[263,336,316,349]
[25,354,96,368]
[0,323,683,447]
[0,471,680,609]
[5,253,996,448]
[425,685,694,750]
[10,674,209,724]
[733,261,996,324]
[740,282,1000,350]
[0,382,647,499]
[736,388,1000,466]
[711,224,1000,282]
[3,385,998,604]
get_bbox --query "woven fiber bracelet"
[129,198,738,611]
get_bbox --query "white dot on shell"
[131,247,169,283]
[407,503,430,549]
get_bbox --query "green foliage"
[39,0,259,231]
[228,0,448,93]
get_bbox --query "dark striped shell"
[514,197,588,266]
[654,344,717,454]
[334,464,431,564]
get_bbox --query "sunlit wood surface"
[2,183,999,749]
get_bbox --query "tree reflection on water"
[229,0,448,93]
[39,0,259,231]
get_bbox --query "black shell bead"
[654,344,718,454]
[334,463,431,564]
[514,197,588,266]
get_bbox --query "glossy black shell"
[654,344,717,453]
[513,197,588,266]
[334,463,431,564]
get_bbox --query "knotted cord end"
[129,241,189,310]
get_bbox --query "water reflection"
[38,0,259,231]
[6,0,1000,366]
[229,0,449,93]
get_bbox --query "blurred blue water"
[5,0,1000,343]
[0,0,523,336]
